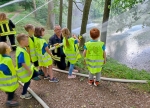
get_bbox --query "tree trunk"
[79,0,92,49]
[32,0,37,17]
[47,0,55,29]
[100,0,111,45]
[67,0,73,32]
[59,0,63,27]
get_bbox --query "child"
[83,28,106,86]
[0,13,16,51]
[24,24,44,79]
[16,33,39,99]
[34,27,59,82]
[0,42,19,107]
[61,28,81,78]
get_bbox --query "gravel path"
[30,71,150,108]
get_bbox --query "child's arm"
[45,46,53,57]
[22,63,32,76]
[103,51,106,64]
[73,34,80,43]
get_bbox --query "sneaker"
[6,100,19,107]
[73,69,79,73]
[32,76,41,81]
[20,93,32,99]
[88,80,94,85]
[49,77,59,82]
[39,70,44,76]
[68,75,76,79]
[44,75,50,80]
[94,81,100,86]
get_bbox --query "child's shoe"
[49,77,59,82]
[20,93,32,99]
[94,81,100,86]
[73,69,79,73]
[44,75,50,80]
[32,76,41,81]
[39,70,44,76]
[68,75,76,78]
[88,80,94,85]
[6,100,19,107]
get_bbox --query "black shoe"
[6,100,19,107]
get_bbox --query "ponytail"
[65,35,70,47]
[62,28,71,48]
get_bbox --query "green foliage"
[111,0,144,14]
[102,57,150,80]
[0,4,20,12]
[90,0,104,22]
[20,0,34,10]
[75,56,150,81]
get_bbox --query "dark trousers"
[0,34,16,51]
[22,70,39,95]
[56,57,70,70]
[6,91,15,101]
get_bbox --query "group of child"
[0,23,106,107]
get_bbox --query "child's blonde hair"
[62,28,70,47]
[0,13,7,21]
[24,24,34,32]
[0,42,9,55]
[16,33,28,44]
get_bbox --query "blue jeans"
[69,64,74,76]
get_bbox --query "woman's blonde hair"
[0,13,7,21]
[62,28,70,47]
[0,42,9,55]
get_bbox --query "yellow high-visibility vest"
[16,47,35,83]
[34,37,52,67]
[85,41,104,74]
[0,55,19,92]
[28,36,38,62]
[63,37,81,64]
[0,20,16,36]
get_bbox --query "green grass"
[11,11,53,42]
[76,56,150,92]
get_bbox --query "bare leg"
[43,67,48,76]
[48,65,53,79]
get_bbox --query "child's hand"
[54,43,60,48]
[72,34,77,39]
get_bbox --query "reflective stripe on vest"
[87,64,102,68]
[16,47,34,83]
[16,64,32,73]
[0,20,16,36]
[86,59,104,63]
[0,82,18,87]
[85,41,104,74]
[0,55,19,92]
[0,75,17,81]
[29,37,38,62]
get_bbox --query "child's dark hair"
[17,33,28,43]
[34,27,45,37]
[24,24,34,32]
[0,42,8,54]
[90,28,100,39]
